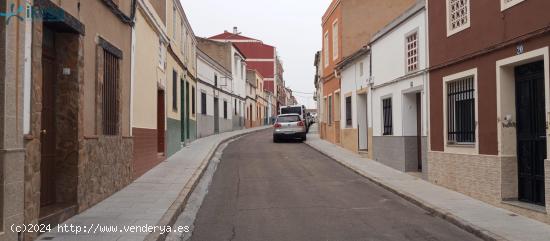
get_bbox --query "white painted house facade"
[231,47,248,130]
[196,49,235,137]
[338,47,372,157]
[370,2,428,175]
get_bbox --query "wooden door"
[515,61,546,206]
[157,90,165,153]
[40,27,57,207]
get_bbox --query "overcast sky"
[181,0,331,108]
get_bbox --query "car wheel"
[302,136,307,142]
[273,137,278,143]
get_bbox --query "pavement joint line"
[303,137,508,241]
[144,126,270,241]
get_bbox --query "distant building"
[245,70,259,128]
[197,38,247,131]
[209,28,282,117]
[196,49,235,137]
[320,0,417,146]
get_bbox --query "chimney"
[233,26,238,34]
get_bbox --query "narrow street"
[190,129,481,241]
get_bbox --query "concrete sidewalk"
[305,132,550,241]
[38,126,269,241]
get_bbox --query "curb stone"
[303,139,508,241]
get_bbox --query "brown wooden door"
[157,90,165,154]
[40,27,57,207]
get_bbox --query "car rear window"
[277,116,300,123]
[281,107,302,115]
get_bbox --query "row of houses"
[315,0,550,224]
[0,0,298,240]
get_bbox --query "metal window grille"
[201,92,207,115]
[382,98,393,135]
[102,49,120,135]
[406,32,418,72]
[449,0,469,30]
[172,71,177,111]
[447,76,475,144]
[345,96,352,126]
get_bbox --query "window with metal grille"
[201,92,207,115]
[172,71,177,111]
[224,101,228,119]
[102,49,120,135]
[345,96,352,127]
[191,86,196,115]
[447,0,470,34]
[447,76,475,144]
[382,98,393,135]
[406,32,418,72]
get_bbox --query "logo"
[1,1,65,25]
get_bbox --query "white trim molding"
[496,47,549,156]
[443,68,479,155]
[446,0,471,37]
[501,0,525,11]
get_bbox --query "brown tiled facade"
[428,0,550,224]
[132,128,164,178]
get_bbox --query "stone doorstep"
[304,137,510,241]
[143,127,270,241]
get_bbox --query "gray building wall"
[197,114,214,138]
[232,114,243,130]
[219,118,233,133]
[373,136,427,176]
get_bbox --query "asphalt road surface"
[190,129,481,241]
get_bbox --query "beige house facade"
[164,0,198,156]
[132,0,170,178]
[19,1,136,240]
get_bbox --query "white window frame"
[158,38,165,69]
[446,0,471,37]
[332,20,339,60]
[172,6,177,39]
[328,94,333,125]
[405,29,419,73]
[501,0,525,11]
[184,18,187,54]
[443,68,479,155]
[185,32,189,60]
[324,31,329,68]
